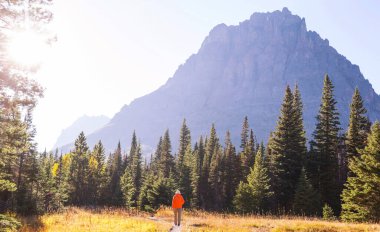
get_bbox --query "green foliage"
[322,204,336,221]
[68,132,90,205]
[346,88,370,176]
[234,145,272,213]
[120,169,136,208]
[88,141,107,205]
[341,122,380,222]
[240,117,256,180]
[293,168,320,216]
[0,214,21,232]
[223,131,240,210]
[189,137,204,208]
[268,85,306,211]
[312,75,341,214]
[104,142,124,206]
[148,176,176,211]
[176,119,192,207]
[0,180,16,192]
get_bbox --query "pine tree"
[346,88,370,176]
[128,142,143,206]
[88,141,107,205]
[120,169,136,208]
[69,132,90,205]
[105,142,123,206]
[223,131,240,210]
[293,168,320,216]
[240,116,249,150]
[177,119,191,173]
[240,128,256,180]
[234,145,272,213]
[199,124,219,209]
[138,171,156,212]
[159,130,175,178]
[176,119,192,206]
[149,176,176,211]
[341,122,380,222]
[190,137,204,208]
[312,75,341,214]
[208,145,224,210]
[269,85,304,211]
[292,84,307,164]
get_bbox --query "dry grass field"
[19,207,380,232]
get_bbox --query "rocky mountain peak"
[60,9,380,155]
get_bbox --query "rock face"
[62,8,380,153]
[54,115,109,149]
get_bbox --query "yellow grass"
[19,208,170,232]
[19,207,380,232]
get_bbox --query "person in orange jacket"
[172,189,185,226]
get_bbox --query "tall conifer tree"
[312,75,341,214]
[341,122,380,222]
[69,132,90,205]
[269,86,304,211]
[346,88,370,176]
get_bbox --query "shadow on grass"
[191,223,209,227]
[19,215,44,232]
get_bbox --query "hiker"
[172,189,185,226]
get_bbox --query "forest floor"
[19,207,380,232]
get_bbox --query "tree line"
[2,74,379,223]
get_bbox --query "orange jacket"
[172,194,185,208]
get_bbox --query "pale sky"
[30,0,380,151]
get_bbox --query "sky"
[30,0,380,151]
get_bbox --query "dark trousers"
[173,208,182,225]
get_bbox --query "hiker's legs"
[178,208,182,225]
[173,208,178,225]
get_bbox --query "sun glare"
[7,30,50,67]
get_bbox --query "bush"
[0,214,21,231]
[322,204,336,220]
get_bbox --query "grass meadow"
[19,207,380,232]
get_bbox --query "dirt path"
[147,216,182,231]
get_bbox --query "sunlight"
[6,30,50,67]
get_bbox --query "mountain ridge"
[60,8,380,154]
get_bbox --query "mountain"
[54,115,110,149]
[62,8,380,154]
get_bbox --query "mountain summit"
[63,8,380,153]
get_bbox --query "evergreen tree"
[69,132,90,205]
[234,145,272,213]
[345,88,370,176]
[223,131,240,210]
[148,176,176,211]
[269,86,305,211]
[199,124,219,209]
[127,141,143,206]
[120,169,136,208]
[312,75,341,214]
[190,137,205,208]
[240,129,256,180]
[138,171,156,212]
[341,122,380,222]
[177,119,191,173]
[159,130,175,178]
[208,145,224,210]
[176,119,192,207]
[105,142,123,206]
[240,116,249,150]
[88,141,107,205]
[293,168,320,216]
[292,84,307,164]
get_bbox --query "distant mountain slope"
[54,115,109,149]
[62,8,380,153]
